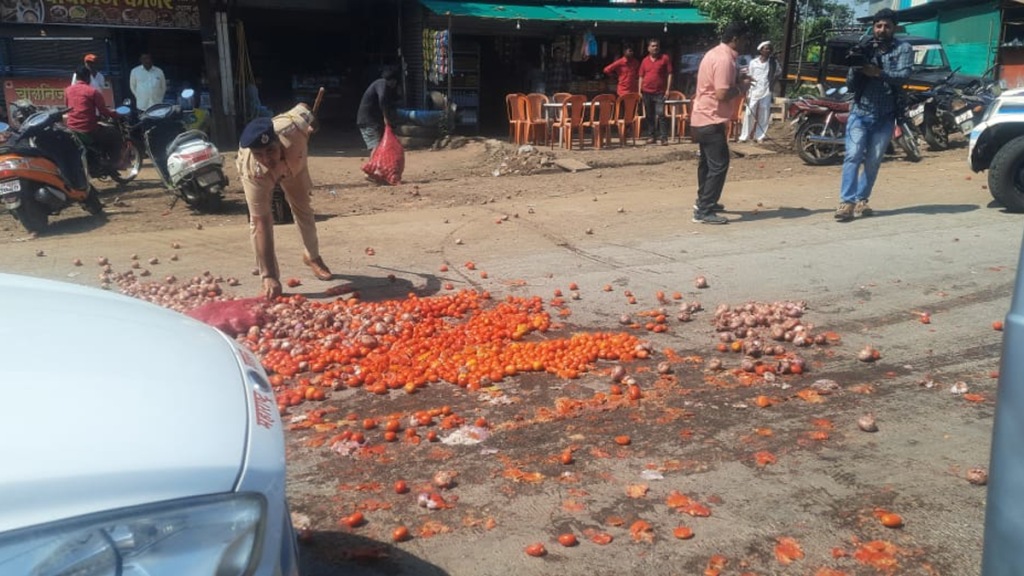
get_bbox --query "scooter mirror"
[115,106,131,115]
[181,88,195,100]
[0,122,9,133]
[838,86,849,95]
[825,87,838,96]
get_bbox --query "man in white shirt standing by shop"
[738,41,779,144]
[129,53,166,112]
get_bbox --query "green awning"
[419,1,564,21]
[551,6,709,24]
[420,1,709,24]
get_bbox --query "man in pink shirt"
[637,38,673,145]
[689,22,751,224]
[603,45,639,97]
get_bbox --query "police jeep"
[969,88,1024,212]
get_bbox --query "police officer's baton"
[312,87,325,117]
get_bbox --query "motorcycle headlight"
[0,494,265,576]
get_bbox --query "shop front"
[407,0,714,135]
[1,0,203,122]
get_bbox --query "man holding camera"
[834,8,912,222]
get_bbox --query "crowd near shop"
[1,0,730,147]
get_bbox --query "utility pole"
[780,0,798,95]
[198,0,235,147]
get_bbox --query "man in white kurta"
[129,53,166,112]
[739,41,778,143]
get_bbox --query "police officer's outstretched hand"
[263,277,282,300]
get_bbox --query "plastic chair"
[552,92,572,104]
[550,94,587,150]
[583,94,617,149]
[665,90,689,142]
[727,95,745,142]
[614,93,642,146]
[522,93,550,145]
[505,93,526,144]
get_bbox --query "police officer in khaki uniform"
[237,104,333,300]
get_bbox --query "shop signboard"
[0,0,199,30]
[4,77,115,120]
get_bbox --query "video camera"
[846,36,881,69]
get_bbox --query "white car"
[968,86,1024,211]
[0,273,298,575]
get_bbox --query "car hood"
[910,69,982,88]
[0,274,249,533]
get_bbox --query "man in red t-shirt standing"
[637,38,673,145]
[64,65,122,167]
[603,44,639,97]
[689,22,751,225]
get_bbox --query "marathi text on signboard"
[0,0,200,30]
[3,78,115,121]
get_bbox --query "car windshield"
[911,43,950,72]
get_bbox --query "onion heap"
[711,301,819,375]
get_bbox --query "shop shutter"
[7,34,112,77]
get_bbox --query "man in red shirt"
[603,44,639,97]
[64,66,121,167]
[637,38,673,145]
[689,22,751,224]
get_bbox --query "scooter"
[132,89,227,211]
[0,109,104,235]
[792,86,921,165]
[8,100,142,185]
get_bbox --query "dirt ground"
[0,131,1010,576]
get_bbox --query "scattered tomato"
[394,480,409,494]
[524,543,546,557]
[673,526,694,540]
[557,533,578,547]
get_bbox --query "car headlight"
[0,494,265,576]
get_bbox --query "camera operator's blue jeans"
[840,112,895,204]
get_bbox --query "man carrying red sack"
[237,106,333,299]
[357,67,399,152]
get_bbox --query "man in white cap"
[738,40,779,144]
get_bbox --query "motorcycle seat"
[812,99,851,112]
[165,129,208,157]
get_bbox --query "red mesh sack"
[186,297,266,337]
[361,124,405,185]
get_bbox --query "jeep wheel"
[988,134,1024,212]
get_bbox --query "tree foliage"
[691,0,782,40]
[692,0,856,46]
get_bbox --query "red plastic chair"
[614,93,642,146]
[551,94,587,149]
[583,94,617,149]
[505,93,526,144]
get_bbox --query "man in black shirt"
[357,67,399,152]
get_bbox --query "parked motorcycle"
[0,109,104,234]
[792,87,921,165]
[132,89,227,211]
[908,69,998,151]
[7,100,141,185]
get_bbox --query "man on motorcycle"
[64,66,122,167]
[237,108,334,300]
[834,8,912,222]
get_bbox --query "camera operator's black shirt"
[846,38,913,118]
